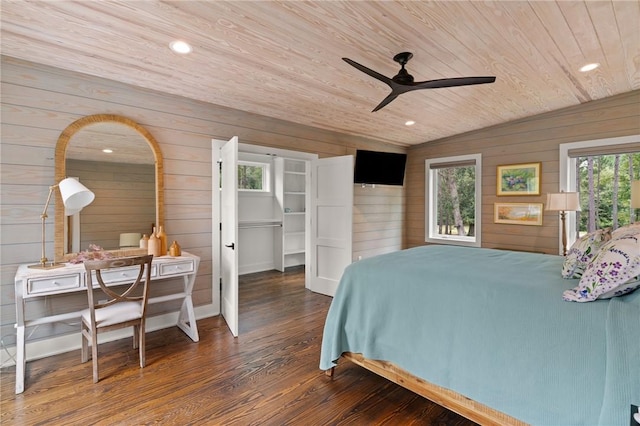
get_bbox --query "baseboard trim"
[1,304,218,366]
[238,262,275,275]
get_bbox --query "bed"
[319,245,640,425]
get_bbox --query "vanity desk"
[14,252,200,394]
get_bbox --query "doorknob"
[225,242,235,250]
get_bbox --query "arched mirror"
[54,114,164,261]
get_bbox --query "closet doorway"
[213,140,315,336]
[213,139,353,336]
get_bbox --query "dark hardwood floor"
[1,267,477,425]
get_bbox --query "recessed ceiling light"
[170,40,192,54]
[102,149,113,153]
[405,120,416,126]
[579,63,600,72]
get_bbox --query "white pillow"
[563,231,640,302]
[561,228,611,279]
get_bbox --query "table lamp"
[546,191,581,256]
[29,178,95,269]
[632,180,640,210]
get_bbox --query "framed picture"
[494,202,543,226]
[496,162,541,196]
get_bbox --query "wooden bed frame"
[327,352,528,426]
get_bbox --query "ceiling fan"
[343,52,496,112]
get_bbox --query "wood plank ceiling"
[1,1,638,147]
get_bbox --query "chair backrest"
[83,255,153,314]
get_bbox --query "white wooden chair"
[81,255,153,383]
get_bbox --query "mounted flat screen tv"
[354,150,407,186]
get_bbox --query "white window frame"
[559,134,640,251]
[237,160,270,192]
[425,153,482,247]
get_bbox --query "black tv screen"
[354,150,407,186]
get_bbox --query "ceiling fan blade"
[343,58,392,87]
[413,76,496,90]
[372,92,399,112]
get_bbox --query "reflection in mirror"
[66,123,155,251]
[55,115,164,261]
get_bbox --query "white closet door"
[220,137,239,336]
[309,155,353,297]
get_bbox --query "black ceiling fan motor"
[392,52,415,84]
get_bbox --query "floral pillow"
[611,222,640,240]
[561,228,611,279]
[597,277,640,299]
[563,231,640,302]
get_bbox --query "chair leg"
[81,321,89,363]
[139,321,146,368]
[133,325,139,349]
[91,328,99,383]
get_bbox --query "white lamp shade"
[120,232,142,248]
[545,192,581,212]
[58,177,95,215]
[632,180,640,209]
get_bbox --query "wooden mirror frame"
[54,114,164,261]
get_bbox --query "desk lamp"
[29,178,95,269]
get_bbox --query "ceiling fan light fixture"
[170,40,192,54]
[579,62,599,72]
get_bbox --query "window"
[237,161,270,192]
[560,136,640,245]
[425,154,481,246]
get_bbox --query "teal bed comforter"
[319,246,640,425]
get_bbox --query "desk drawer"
[159,260,194,276]
[27,273,82,295]
[90,264,157,287]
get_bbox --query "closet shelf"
[276,157,308,270]
[238,219,282,229]
[284,249,305,255]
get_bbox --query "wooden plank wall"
[405,90,640,254]
[353,184,404,260]
[0,56,405,349]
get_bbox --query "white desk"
[14,252,200,394]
